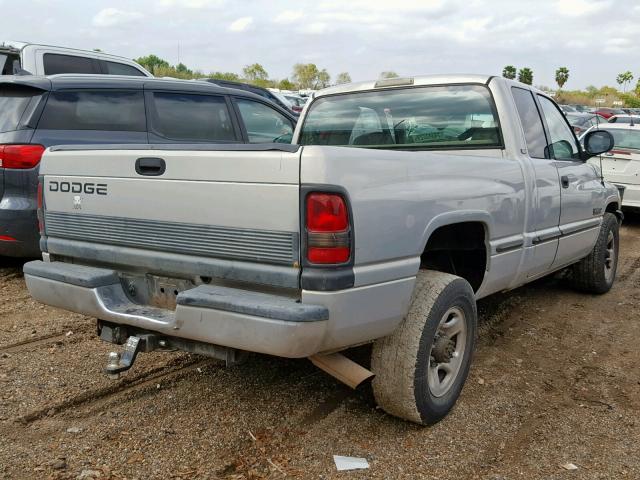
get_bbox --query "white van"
[0,41,152,77]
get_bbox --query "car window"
[599,128,640,151]
[43,53,98,75]
[104,61,146,76]
[236,98,294,143]
[300,84,501,150]
[511,87,547,159]
[151,92,236,142]
[0,85,43,133]
[538,95,580,160]
[38,90,146,131]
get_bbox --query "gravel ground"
[1,214,639,479]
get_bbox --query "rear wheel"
[371,270,477,425]
[570,213,619,294]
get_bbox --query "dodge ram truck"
[24,75,621,425]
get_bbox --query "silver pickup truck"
[24,74,621,425]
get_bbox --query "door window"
[151,92,236,142]
[538,95,580,160]
[511,87,547,159]
[43,54,98,75]
[236,99,294,143]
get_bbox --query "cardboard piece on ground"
[333,456,370,471]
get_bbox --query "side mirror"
[583,130,614,158]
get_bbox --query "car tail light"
[0,144,45,169]
[305,192,351,264]
[37,178,45,235]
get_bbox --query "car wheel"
[371,270,477,425]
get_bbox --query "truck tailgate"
[40,145,302,286]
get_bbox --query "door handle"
[561,175,570,188]
[135,157,166,176]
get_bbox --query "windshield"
[600,128,640,151]
[299,84,501,150]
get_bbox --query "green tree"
[242,63,269,86]
[292,63,320,89]
[555,67,569,90]
[518,67,533,85]
[379,71,399,79]
[277,78,296,90]
[616,71,634,92]
[316,69,330,88]
[502,65,517,80]
[336,72,352,84]
[135,54,170,74]
[208,71,241,81]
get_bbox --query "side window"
[538,96,580,160]
[151,92,236,142]
[43,54,98,75]
[236,99,294,143]
[38,90,146,131]
[104,61,146,77]
[511,87,547,159]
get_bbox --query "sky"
[1,0,638,90]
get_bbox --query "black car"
[202,79,296,115]
[0,74,297,257]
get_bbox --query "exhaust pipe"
[309,353,374,389]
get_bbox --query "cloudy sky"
[1,0,638,89]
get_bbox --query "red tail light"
[306,193,351,264]
[0,144,45,169]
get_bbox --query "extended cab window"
[236,99,293,143]
[38,90,146,131]
[43,54,98,75]
[511,87,547,159]
[538,95,580,160]
[299,85,501,150]
[151,92,236,142]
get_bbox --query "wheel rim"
[427,306,467,398]
[604,230,616,283]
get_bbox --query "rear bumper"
[0,205,40,257]
[24,260,416,357]
[23,260,329,358]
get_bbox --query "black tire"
[570,212,619,294]
[371,270,477,425]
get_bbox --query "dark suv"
[0,75,297,257]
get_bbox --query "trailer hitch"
[104,334,159,379]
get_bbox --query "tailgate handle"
[135,157,166,176]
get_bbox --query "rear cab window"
[149,92,237,142]
[0,84,45,133]
[37,90,146,131]
[0,53,20,75]
[103,61,146,76]
[300,84,502,150]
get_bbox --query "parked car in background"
[608,115,640,124]
[560,104,577,113]
[202,79,296,115]
[584,123,640,209]
[569,104,590,113]
[566,113,604,136]
[283,93,307,113]
[0,74,296,257]
[595,107,626,119]
[0,41,151,77]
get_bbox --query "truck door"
[536,95,604,268]
[511,87,561,278]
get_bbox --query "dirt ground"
[1,215,639,480]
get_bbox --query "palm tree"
[616,71,634,92]
[502,65,517,80]
[518,68,533,85]
[555,67,569,90]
